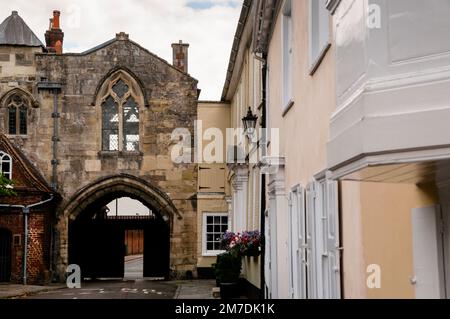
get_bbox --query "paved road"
[124,255,144,279]
[25,279,178,299]
[25,256,177,299]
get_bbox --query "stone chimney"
[45,10,64,54]
[171,40,189,73]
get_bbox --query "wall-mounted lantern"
[242,107,258,139]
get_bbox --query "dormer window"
[0,152,12,180]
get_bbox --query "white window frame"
[282,0,294,114]
[202,212,229,257]
[0,151,12,180]
[309,0,331,74]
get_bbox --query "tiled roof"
[0,11,44,47]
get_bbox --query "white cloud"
[0,0,243,100]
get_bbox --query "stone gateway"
[0,10,200,283]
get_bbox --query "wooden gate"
[0,228,12,282]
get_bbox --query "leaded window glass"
[123,97,139,151]
[8,107,17,135]
[100,75,142,152]
[6,94,28,135]
[102,96,119,151]
[19,105,27,135]
[112,80,129,99]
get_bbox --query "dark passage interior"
[0,228,12,282]
[68,193,170,280]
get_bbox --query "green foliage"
[0,173,16,196]
[214,252,242,284]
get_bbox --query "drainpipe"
[37,81,62,280]
[37,82,62,191]
[51,89,60,190]
[0,195,54,285]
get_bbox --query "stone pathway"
[174,280,217,299]
[0,284,64,299]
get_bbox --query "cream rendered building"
[224,0,450,300]
[253,0,340,299]
[196,101,231,278]
[222,0,340,299]
[221,0,265,298]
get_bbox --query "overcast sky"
[1,0,243,100]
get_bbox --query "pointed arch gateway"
[95,68,147,152]
[59,175,180,280]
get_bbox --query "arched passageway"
[60,175,180,280]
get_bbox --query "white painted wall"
[329,0,450,170]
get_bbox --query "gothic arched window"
[0,152,12,180]
[6,94,28,135]
[99,74,142,152]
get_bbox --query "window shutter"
[288,192,294,298]
[305,182,317,299]
[296,186,307,299]
[199,166,212,191]
[325,180,341,299]
[303,180,341,300]
[199,166,226,193]
[264,208,272,299]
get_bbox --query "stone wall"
[1,34,200,280]
[29,35,199,279]
[0,46,43,154]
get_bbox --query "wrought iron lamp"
[242,107,258,139]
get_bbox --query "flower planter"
[245,247,261,257]
[221,231,262,257]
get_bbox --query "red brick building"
[0,134,56,284]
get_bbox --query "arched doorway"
[60,175,180,280]
[0,228,12,282]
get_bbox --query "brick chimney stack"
[45,10,64,54]
[171,40,189,73]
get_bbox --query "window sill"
[202,251,226,257]
[98,151,144,158]
[282,99,295,117]
[6,134,28,139]
[309,43,331,76]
